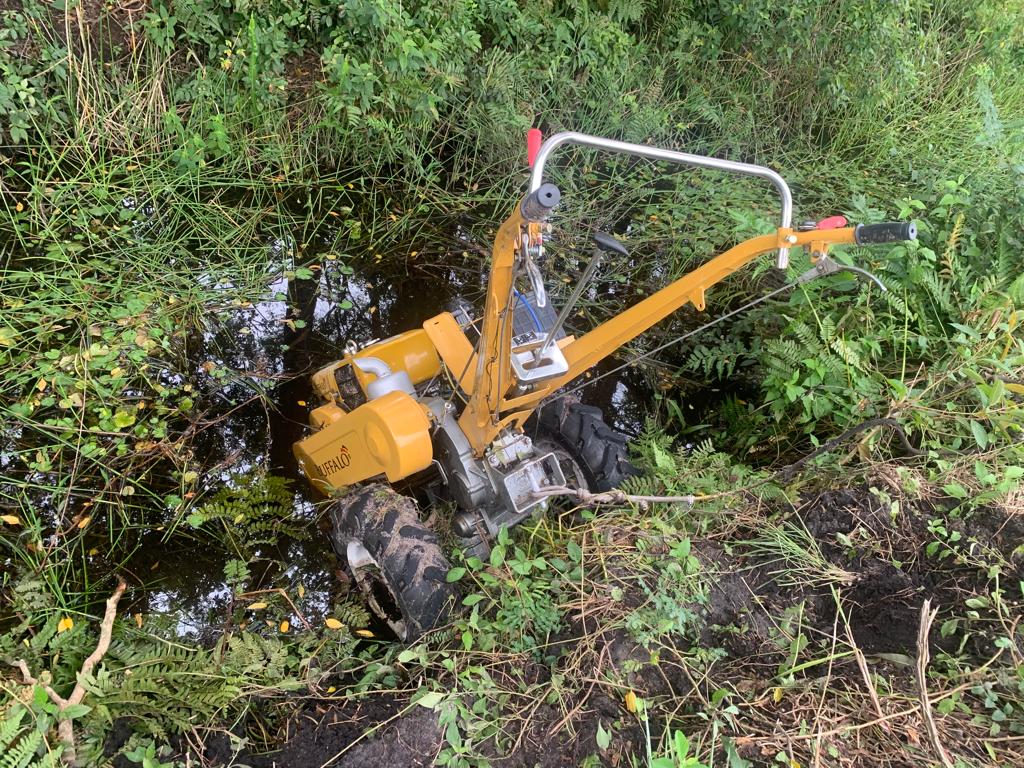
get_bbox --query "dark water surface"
[121,251,656,639]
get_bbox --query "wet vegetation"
[1,1,1023,766]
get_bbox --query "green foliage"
[0,0,1022,763]
[453,527,568,656]
[623,536,704,648]
[186,475,307,554]
[650,730,709,768]
[0,704,62,768]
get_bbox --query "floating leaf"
[113,411,136,429]
[624,690,637,713]
[325,618,343,630]
[57,617,74,633]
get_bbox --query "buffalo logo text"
[317,445,351,476]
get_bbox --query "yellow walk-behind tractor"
[293,132,916,640]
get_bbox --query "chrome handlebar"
[527,131,794,269]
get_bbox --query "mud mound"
[247,694,439,768]
[706,486,1023,664]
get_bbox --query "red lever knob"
[527,128,542,168]
[816,215,848,230]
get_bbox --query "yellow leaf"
[279,620,290,633]
[773,687,784,703]
[36,378,48,391]
[233,513,245,524]
[88,547,99,556]
[134,613,143,628]
[78,516,91,529]
[326,686,336,693]
[325,618,343,630]
[789,760,801,768]
[249,602,268,610]
[110,367,124,379]
[298,584,305,598]
[1,515,22,526]
[57,617,74,633]
[355,629,374,638]
[297,400,307,407]
[624,690,637,713]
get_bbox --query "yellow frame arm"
[457,221,858,454]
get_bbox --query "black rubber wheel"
[529,397,640,492]
[329,484,456,641]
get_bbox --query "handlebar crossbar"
[527,131,795,267]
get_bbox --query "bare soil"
[229,484,1022,768]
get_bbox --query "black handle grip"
[854,222,917,244]
[520,183,561,221]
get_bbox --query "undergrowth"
[1,0,1022,765]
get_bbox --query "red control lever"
[527,128,542,169]
[816,215,848,230]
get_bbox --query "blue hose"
[513,288,544,332]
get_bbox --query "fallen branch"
[14,578,127,766]
[844,620,890,732]
[532,485,696,510]
[916,599,955,768]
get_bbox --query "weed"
[1,0,1022,764]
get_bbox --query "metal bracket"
[798,255,887,292]
[511,341,570,383]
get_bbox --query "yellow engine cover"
[293,390,432,493]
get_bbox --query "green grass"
[1,0,1023,765]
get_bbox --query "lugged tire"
[530,397,640,491]
[329,484,456,641]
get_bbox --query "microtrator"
[292,131,916,639]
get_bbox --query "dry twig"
[14,578,127,766]
[844,619,890,732]
[916,599,955,768]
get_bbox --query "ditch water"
[118,245,658,641]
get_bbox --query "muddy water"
[126,252,656,640]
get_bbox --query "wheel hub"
[346,540,408,640]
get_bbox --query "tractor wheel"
[530,397,639,492]
[329,484,456,641]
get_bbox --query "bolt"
[785,234,798,244]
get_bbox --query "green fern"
[81,641,243,742]
[0,705,62,768]
[186,475,308,553]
